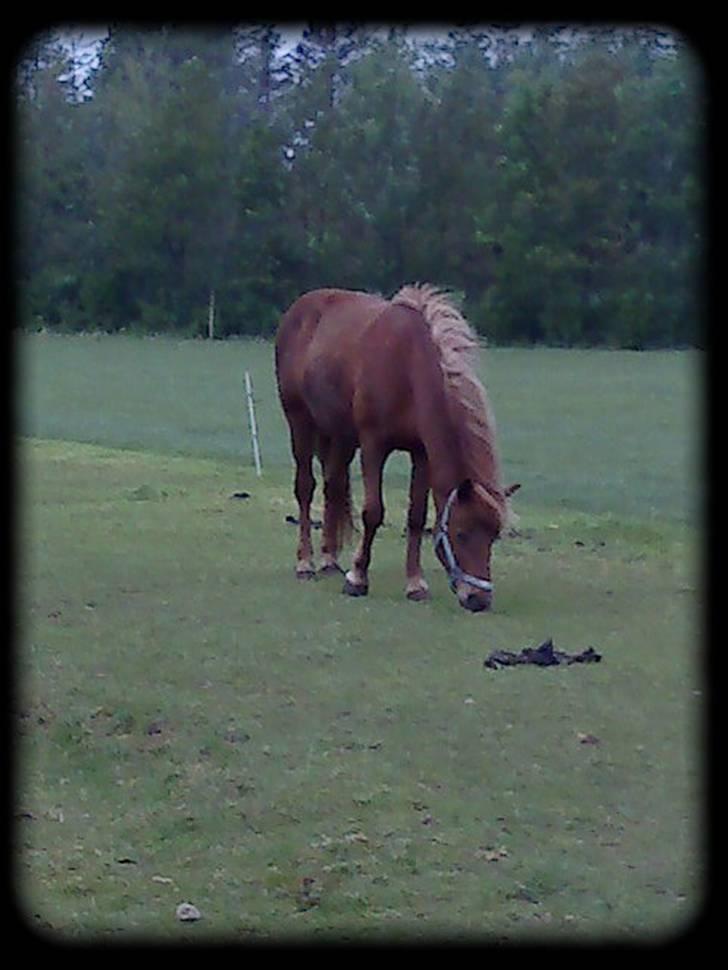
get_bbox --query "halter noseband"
[433,487,494,595]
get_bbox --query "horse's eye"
[456,531,468,543]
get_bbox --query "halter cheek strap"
[433,487,494,594]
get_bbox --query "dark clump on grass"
[484,638,602,669]
[285,514,322,529]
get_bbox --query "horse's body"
[275,284,518,611]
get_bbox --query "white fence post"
[244,371,262,477]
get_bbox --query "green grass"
[17,333,702,521]
[15,335,704,942]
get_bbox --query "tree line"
[15,24,705,347]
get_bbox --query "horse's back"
[275,289,388,437]
[277,289,385,354]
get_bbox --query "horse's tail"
[315,434,357,550]
[327,467,356,551]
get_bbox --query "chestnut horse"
[275,284,519,612]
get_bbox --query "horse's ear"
[457,478,474,502]
[504,482,521,497]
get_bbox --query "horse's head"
[434,479,520,612]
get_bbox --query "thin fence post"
[244,371,262,477]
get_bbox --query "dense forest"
[15,24,706,347]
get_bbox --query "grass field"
[19,332,702,521]
[15,334,704,943]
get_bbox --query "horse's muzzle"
[458,587,492,612]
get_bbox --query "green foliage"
[15,26,705,345]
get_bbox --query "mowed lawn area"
[15,334,704,942]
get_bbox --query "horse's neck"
[424,422,469,505]
[411,358,469,500]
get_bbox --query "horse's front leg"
[343,442,386,597]
[405,449,431,601]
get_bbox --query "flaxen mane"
[391,284,512,527]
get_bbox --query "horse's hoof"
[318,562,344,576]
[406,587,431,602]
[296,567,316,581]
[342,578,368,597]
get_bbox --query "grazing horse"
[275,284,519,611]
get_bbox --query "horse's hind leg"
[288,411,317,579]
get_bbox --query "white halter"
[433,487,494,594]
